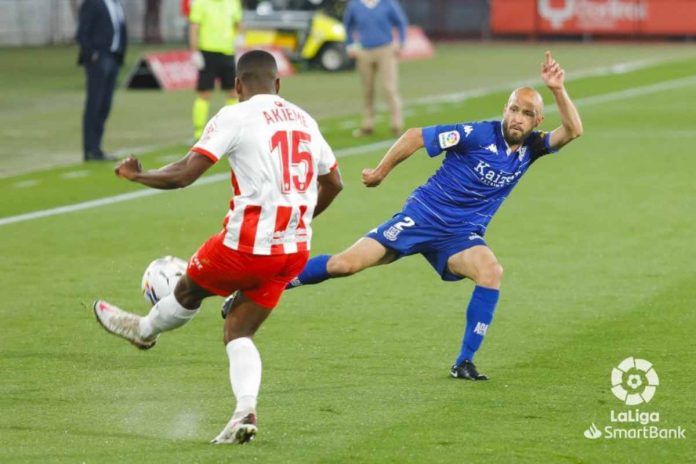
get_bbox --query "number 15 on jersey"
[270,130,314,194]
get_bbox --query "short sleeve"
[191,109,240,162]
[528,131,559,164]
[316,133,338,175]
[189,0,202,23]
[422,123,477,157]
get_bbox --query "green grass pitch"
[1,42,695,463]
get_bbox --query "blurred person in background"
[344,0,407,138]
[76,0,127,161]
[188,0,244,139]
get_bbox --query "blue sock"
[455,286,499,365]
[286,254,332,289]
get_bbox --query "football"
[141,256,187,305]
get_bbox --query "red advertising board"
[491,0,696,36]
[145,50,199,91]
[400,26,436,61]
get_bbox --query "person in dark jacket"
[76,0,127,161]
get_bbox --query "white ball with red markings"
[141,256,187,305]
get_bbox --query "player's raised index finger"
[544,50,552,65]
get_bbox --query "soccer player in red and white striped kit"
[93,50,343,444]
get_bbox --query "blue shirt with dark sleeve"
[406,121,559,235]
[343,0,408,50]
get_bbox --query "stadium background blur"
[1,0,695,462]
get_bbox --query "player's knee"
[326,255,361,277]
[477,262,503,288]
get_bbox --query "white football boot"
[93,300,158,350]
[211,412,257,445]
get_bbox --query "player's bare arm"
[362,127,425,187]
[115,152,214,189]
[188,23,205,70]
[542,51,583,150]
[188,23,199,51]
[314,168,344,218]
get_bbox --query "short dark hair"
[236,50,278,86]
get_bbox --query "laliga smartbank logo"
[583,357,685,440]
[611,356,659,405]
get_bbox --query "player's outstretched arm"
[115,152,214,189]
[314,168,344,218]
[542,51,583,150]
[362,128,424,187]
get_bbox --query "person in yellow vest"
[189,0,243,139]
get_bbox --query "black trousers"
[83,52,120,159]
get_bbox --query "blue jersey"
[405,120,559,235]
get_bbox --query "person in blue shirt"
[343,0,408,137]
[282,51,583,380]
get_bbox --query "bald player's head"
[501,86,545,145]
[508,87,544,114]
[234,50,280,101]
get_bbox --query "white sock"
[226,337,262,417]
[139,294,199,339]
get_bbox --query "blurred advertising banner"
[400,26,436,61]
[491,0,696,36]
[126,48,294,91]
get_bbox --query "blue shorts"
[365,211,487,281]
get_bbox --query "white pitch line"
[12,180,40,189]
[412,55,695,106]
[60,170,90,180]
[566,75,696,108]
[1,73,695,228]
[0,143,390,227]
[0,173,229,227]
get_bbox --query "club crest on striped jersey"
[199,118,217,144]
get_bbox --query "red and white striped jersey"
[191,94,337,255]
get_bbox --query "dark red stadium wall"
[400,0,491,38]
[491,0,696,37]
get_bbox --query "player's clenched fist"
[362,168,384,187]
[115,156,142,180]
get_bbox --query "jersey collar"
[500,122,514,156]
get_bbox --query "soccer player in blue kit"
[282,51,583,380]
